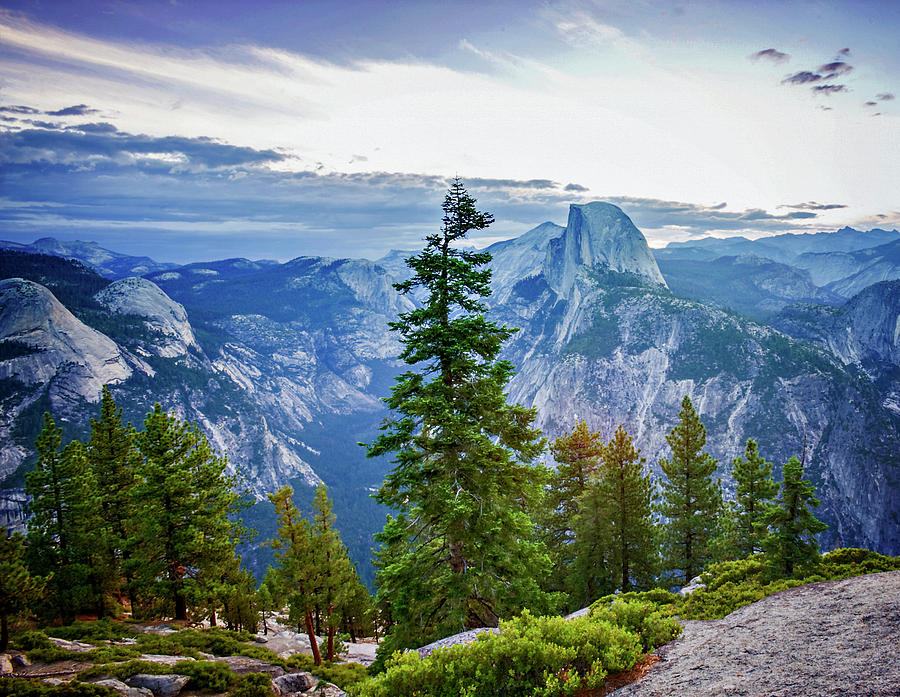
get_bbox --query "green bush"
[12,632,53,652]
[78,661,173,682]
[358,606,679,697]
[46,619,138,643]
[0,679,118,697]
[134,628,284,665]
[25,647,82,664]
[173,660,236,692]
[83,647,142,664]
[230,673,273,697]
[589,600,682,652]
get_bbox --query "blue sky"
[1,0,898,263]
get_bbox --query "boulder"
[215,655,285,677]
[137,654,194,666]
[11,653,31,669]
[678,575,707,597]
[304,683,346,697]
[125,673,190,697]
[271,671,317,695]
[93,678,154,697]
[48,637,95,653]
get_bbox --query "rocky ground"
[611,570,900,697]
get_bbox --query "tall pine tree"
[0,533,45,651]
[25,413,100,622]
[544,419,604,597]
[592,425,658,593]
[762,456,828,577]
[658,396,722,585]
[131,404,241,621]
[367,178,549,658]
[732,439,778,556]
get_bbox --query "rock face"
[544,203,667,295]
[612,571,900,697]
[125,674,189,697]
[0,278,133,480]
[94,277,198,357]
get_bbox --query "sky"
[1,0,898,263]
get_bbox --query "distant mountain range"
[2,210,899,583]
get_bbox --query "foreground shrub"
[230,673,273,697]
[46,619,138,643]
[285,656,370,692]
[358,605,680,697]
[78,660,173,682]
[0,680,117,697]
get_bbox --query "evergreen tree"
[544,420,604,596]
[25,413,99,622]
[658,396,722,585]
[732,439,778,556]
[131,404,241,621]
[269,485,322,665]
[762,456,828,577]
[0,533,45,652]
[86,386,141,615]
[367,178,549,657]
[593,425,658,593]
[310,484,354,662]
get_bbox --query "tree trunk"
[305,610,322,666]
[1,613,9,653]
[174,591,187,622]
[209,604,217,627]
[326,624,335,662]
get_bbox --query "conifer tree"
[0,533,45,652]
[25,413,99,622]
[658,396,722,585]
[131,404,241,621]
[732,439,778,556]
[269,485,322,665]
[592,425,658,593]
[86,386,141,615]
[544,420,604,593]
[367,178,549,658]
[762,456,828,577]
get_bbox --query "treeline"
[0,388,373,662]
[540,396,828,614]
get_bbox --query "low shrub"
[12,632,52,652]
[25,647,82,664]
[174,660,236,692]
[83,647,142,664]
[46,620,138,643]
[0,679,117,697]
[230,673,273,697]
[78,661,173,682]
[358,605,679,697]
[284,655,370,692]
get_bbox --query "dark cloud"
[750,48,790,64]
[22,120,62,129]
[813,85,847,95]
[45,104,100,116]
[876,93,895,101]
[67,122,119,134]
[779,202,848,211]
[865,101,878,106]
[0,105,41,114]
[818,61,853,79]
[1,126,286,169]
[564,183,589,192]
[837,48,851,56]
[782,71,822,85]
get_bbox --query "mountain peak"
[543,202,666,295]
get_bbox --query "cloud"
[778,202,848,211]
[813,85,847,95]
[564,183,589,192]
[0,105,41,114]
[45,104,99,116]
[818,61,853,79]
[876,93,895,101]
[782,71,823,85]
[1,125,287,169]
[837,48,851,57]
[750,48,789,64]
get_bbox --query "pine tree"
[732,439,778,556]
[86,386,142,615]
[131,404,241,621]
[25,413,99,622]
[0,533,45,652]
[311,484,354,662]
[366,178,549,657]
[269,485,322,665]
[762,456,828,577]
[592,425,658,593]
[544,420,604,596]
[658,396,722,585]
